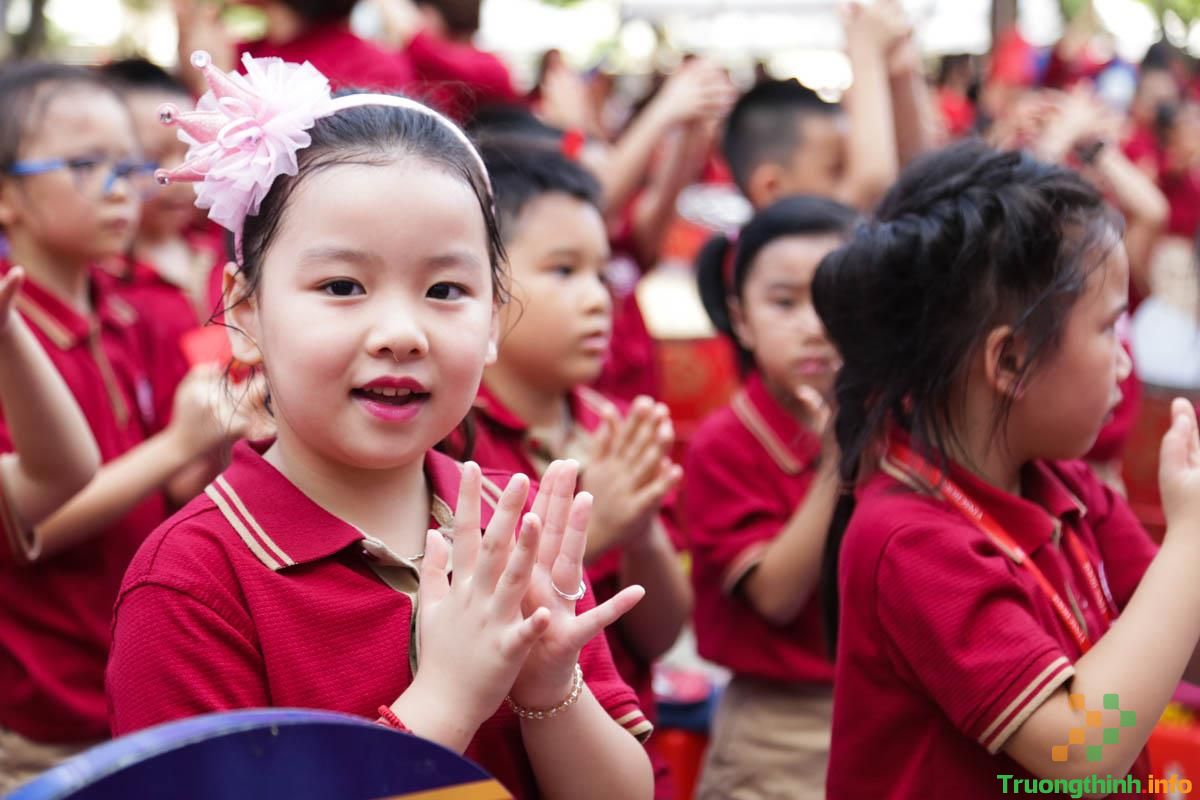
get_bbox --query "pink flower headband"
[156,50,489,258]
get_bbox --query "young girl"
[815,141,1200,798]
[685,196,856,799]
[0,267,99,547]
[107,52,654,799]
[460,136,688,797]
[0,63,245,790]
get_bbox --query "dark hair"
[0,62,121,174]
[722,79,839,197]
[696,195,857,370]
[478,134,602,245]
[812,141,1121,651]
[98,57,189,96]
[232,99,505,306]
[277,0,359,22]
[416,0,481,35]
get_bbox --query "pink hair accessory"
[157,50,488,257]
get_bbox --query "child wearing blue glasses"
[0,62,256,790]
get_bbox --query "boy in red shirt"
[453,135,688,797]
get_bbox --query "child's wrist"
[394,677,481,753]
[508,664,583,715]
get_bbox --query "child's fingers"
[529,460,559,524]
[503,606,551,659]
[590,411,616,462]
[452,462,484,579]
[537,460,579,569]
[0,267,24,308]
[492,513,542,614]
[611,397,649,456]
[549,491,591,605]
[473,473,530,597]
[616,397,655,458]
[569,585,647,647]
[629,439,665,487]
[418,530,451,605]
[631,461,682,512]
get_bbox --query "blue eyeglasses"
[7,155,159,198]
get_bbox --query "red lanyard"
[887,440,1114,653]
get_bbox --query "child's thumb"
[1160,399,1198,483]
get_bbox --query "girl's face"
[0,87,141,263]
[229,157,498,471]
[732,233,843,407]
[1010,241,1133,460]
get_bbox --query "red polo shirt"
[107,440,651,799]
[96,259,197,428]
[241,23,416,93]
[0,265,169,743]
[460,382,676,797]
[827,448,1159,799]
[683,371,833,684]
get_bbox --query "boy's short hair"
[478,134,602,244]
[98,57,188,95]
[274,0,359,22]
[416,0,481,36]
[722,78,839,197]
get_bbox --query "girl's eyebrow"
[297,245,383,269]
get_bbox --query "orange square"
[1069,728,1085,745]
[1052,745,1070,762]
[1069,694,1087,712]
[1087,711,1103,728]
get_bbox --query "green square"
[1120,710,1136,727]
[1086,745,1104,762]
[1103,694,1121,710]
[1103,728,1120,745]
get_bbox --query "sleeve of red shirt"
[107,523,267,735]
[684,430,785,595]
[874,522,1076,754]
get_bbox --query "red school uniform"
[240,23,416,93]
[0,264,169,743]
[683,371,834,684]
[107,440,651,799]
[461,382,677,797]
[827,444,1160,799]
[96,259,198,427]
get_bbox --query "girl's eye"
[771,297,797,310]
[320,279,364,297]
[552,265,575,278]
[428,283,466,301]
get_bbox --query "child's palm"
[1159,399,1200,532]
[416,466,550,727]
[511,462,645,709]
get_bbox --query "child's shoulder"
[687,399,752,457]
[119,489,253,597]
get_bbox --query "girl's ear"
[728,295,755,352]
[983,324,1030,398]
[223,262,264,367]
